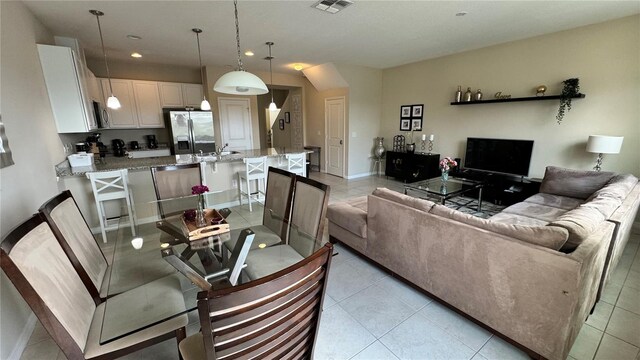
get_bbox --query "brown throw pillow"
[539,166,615,200]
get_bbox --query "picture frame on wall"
[279,118,285,130]
[400,105,412,118]
[411,118,423,131]
[400,118,411,131]
[412,104,424,118]
[284,112,291,123]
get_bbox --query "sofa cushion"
[372,188,435,213]
[501,202,568,222]
[581,196,622,219]
[523,193,583,210]
[539,166,616,200]
[489,212,549,227]
[327,196,368,238]
[588,174,639,202]
[549,206,606,251]
[430,205,568,250]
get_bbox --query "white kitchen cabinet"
[37,44,97,133]
[132,81,164,128]
[182,84,205,108]
[86,70,103,103]
[101,79,138,128]
[158,82,184,107]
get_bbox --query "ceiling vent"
[313,0,353,14]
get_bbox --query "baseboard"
[8,313,37,360]
[346,172,376,180]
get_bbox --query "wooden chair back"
[289,176,330,255]
[151,163,205,217]
[39,190,107,303]
[196,242,333,360]
[263,167,296,240]
[1,215,94,359]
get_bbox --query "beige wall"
[87,57,202,83]
[381,15,640,178]
[335,64,383,177]
[0,2,63,358]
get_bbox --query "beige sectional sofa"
[327,166,639,360]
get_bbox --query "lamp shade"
[586,135,624,154]
[200,99,211,111]
[107,95,121,109]
[213,70,268,95]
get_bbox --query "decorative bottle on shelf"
[464,87,473,102]
[475,89,483,101]
[454,86,462,102]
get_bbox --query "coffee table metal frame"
[404,177,485,212]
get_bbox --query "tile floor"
[20,173,640,360]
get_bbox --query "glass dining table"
[97,190,322,345]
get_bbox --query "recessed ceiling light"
[456,11,468,17]
[294,64,303,71]
[244,50,254,56]
[131,52,142,58]
[126,34,142,40]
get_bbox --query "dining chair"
[243,175,331,280]
[225,167,295,253]
[0,215,188,360]
[238,156,267,212]
[39,190,110,302]
[151,163,206,217]
[178,242,333,360]
[163,228,256,290]
[285,152,306,177]
[86,169,136,243]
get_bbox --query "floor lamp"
[586,135,623,171]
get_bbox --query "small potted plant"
[556,78,580,124]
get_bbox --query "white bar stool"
[284,153,306,177]
[86,169,136,243]
[238,156,267,212]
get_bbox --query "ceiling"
[23,1,640,74]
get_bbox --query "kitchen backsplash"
[59,127,171,153]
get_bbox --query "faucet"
[215,143,229,155]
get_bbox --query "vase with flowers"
[439,157,457,183]
[191,184,209,227]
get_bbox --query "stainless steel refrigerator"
[167,109,215,155]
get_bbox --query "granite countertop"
[56,147,311,177]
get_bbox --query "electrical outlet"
[232,179,238,188]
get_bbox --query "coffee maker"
[146,135,158,149]
[112,139,126,157]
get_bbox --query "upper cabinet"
[182,84,204,108]
[101,79,139,128]
[37,44,97,133]
[86,70,103,103]
[132,81,164,128]
[159,82,205,108]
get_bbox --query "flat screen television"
[464,138,534,177]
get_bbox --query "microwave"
[92,101,108,129]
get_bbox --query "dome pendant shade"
[214,70,268,95]
[268,101,278,111]
[107,95,121,109]
[200,99,211,111]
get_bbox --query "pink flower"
[191,185,209,195]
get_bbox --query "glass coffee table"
[404,177,485,212]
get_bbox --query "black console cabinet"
[385,151,440,182]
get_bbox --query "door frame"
[324,96,346,178]
[217,97,254,150]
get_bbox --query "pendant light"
[90,10,120,109]
[265,42,278,111]
[192,29,211,111]
[213,0,268,95]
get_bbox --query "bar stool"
[284,153,306,177]
[86,169,136,243]
[238,156,267,212]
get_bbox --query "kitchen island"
[56,148,311,230]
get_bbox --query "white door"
[325,97,345,177]
[218,98,253,150]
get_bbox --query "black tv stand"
[450,169,540,206]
